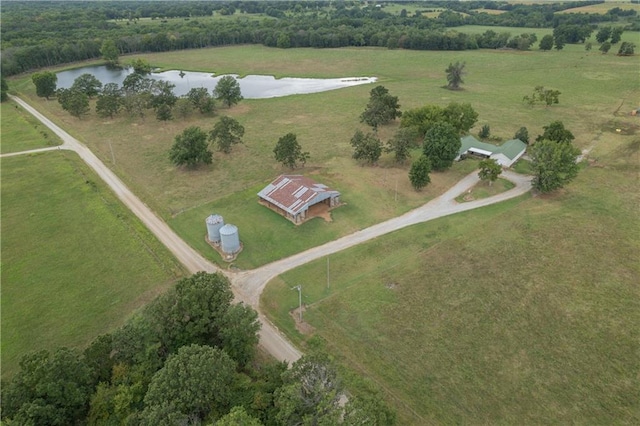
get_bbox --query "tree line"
[1,272,395,425]
[3,0,637,76]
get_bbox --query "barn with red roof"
[258,175,341,224]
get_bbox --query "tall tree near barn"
[274,133,309,169]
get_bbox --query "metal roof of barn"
[258,175,339,215]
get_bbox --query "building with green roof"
[455,135,527,167]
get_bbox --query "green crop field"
[0,151,185,378]
[9,39,639,270]
[262,134,639,424]
[0,99,61,154]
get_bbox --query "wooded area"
[2,0,637,75]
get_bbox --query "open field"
[558,2,640,14]
[262,133,640,424]
[0,99,61,154]
[0,151,185,378]
[9,39,639,269]
[454,176,515,202]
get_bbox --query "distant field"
[1,151,185,378]
[10,41,639,271]
[1,99,61,154]
[262,134,640,424]
[558,2,640,14]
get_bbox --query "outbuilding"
[258,175,341,224]
[456,135,527,167]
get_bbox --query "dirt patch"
[385,282,398,290]
[290,306,315,335]
[307,202,333,223]
[601,120,639,135]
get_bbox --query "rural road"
[7,95,531,364]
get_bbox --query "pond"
[56,65,377,98]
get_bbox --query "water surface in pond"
[56,66,377,98]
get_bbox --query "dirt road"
[9,95,531,365]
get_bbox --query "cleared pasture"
[262,133,640,424]
[0,151,184,378]
[1,99,61,154]
[9,41,639,269]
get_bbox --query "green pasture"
[558,2,640,14]
[9,41,639,270]
[0,152,185,379]
[262,134,639,424]
[0,100,61,154]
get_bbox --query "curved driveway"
[7,95,531,364]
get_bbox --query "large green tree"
[100,39,119,66]
[31,71,57,99]
[169,126,213,168]
[539,34,554,51]
[274,133,309,169]
[351,129,383,165]
[142,345,237,424]
[535,120,574,144]
[386,127,417,164]
[57,88,90,118]
[214,75,243,108]
[71,73,103,98]
[215,406,263,426]
[187,87,215,114]
[531,139,581,193]
[423,122,461,171]
[443,102,478,134]
[360,85,402,130]
[445,61,466,90]
[95,83,122,118]
[478,158,502,186]
[408,155,432,191]
[1,348,93,425]
[209,116,245,154]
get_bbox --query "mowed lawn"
[9,36,639,269]
[1,151,185,378]
[262,135,640,424]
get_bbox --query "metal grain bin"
[206,214,225,243]
[219,224,240,254]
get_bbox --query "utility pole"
[291,285,302,321]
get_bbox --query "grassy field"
[9,38,639,269]
[1,99,61,154]
[0,151,185,378]
[454,176,515,202]
[262,133,639,424]
[558,2,640,14]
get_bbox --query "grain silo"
[219,224,240,254]
[206,214,225,243]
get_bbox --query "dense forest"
[2,1,638,75]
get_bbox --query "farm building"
[456,135,527,167]
[258,175,341,224]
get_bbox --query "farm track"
[6,95,532,364]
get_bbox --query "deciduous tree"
[445,61,466,90]
[531,139,580,193]
[351,130,383,165]
[596,26,612,43]
[209,116,245,154]
[216,406,263,426]
[142,345,237,424]
[536,121,574,144]
[515,126,530,144]
[478,158,502,186]
[96,82,123,118]
[214,75,243,108]
[386,127,417,164]
[408,155,431,191]
[187,87,215,114]
[31,71,57,99]
[169,126,212,168]
[610,27,624,44]
[360,85,401,130]
[599,41,612,54]
[443,102,478,134]
[71,73,103,98]
[539,34,554,51]
[100,39,119,66]
[423,122,460,171]
[274,133,309,169]
[618,42,635,56]
[57,88,90,118]
[131,58,152,75]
